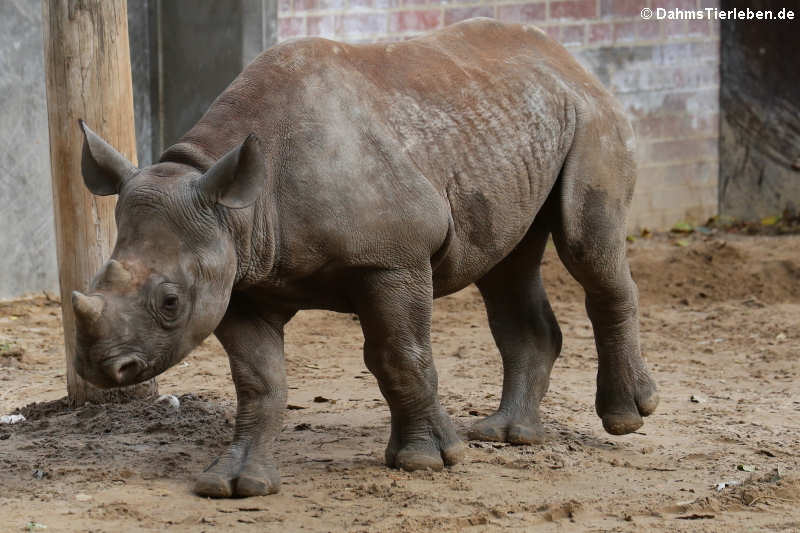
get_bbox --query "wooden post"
[42,0,156,406]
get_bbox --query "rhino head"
[72,121,267,388]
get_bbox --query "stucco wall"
[277,0,721,231]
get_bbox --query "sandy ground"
[1,232,799,532]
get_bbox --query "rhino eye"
[162,294,179,312]
[152,283,182,327]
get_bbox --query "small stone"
[690,394,706,404]
[0,414,25,424]
[155,394,180,410]
[75,493,92,502]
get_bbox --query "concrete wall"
[129,0,278,165]
[277,0,721,231]
[150,0,278,157]
[0,1,58,299]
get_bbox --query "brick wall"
[277,0,720,231]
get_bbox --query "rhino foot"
[193,454,280,498]
[597,365,659,436]
[468,411,546,445]
[386,409,466,471]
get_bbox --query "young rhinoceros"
[73,18,658,498]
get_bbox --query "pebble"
[155,394,180,410]
[0,414,25,424]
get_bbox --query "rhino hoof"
[392,441,466,471]
[601,412,644,435]
[193,472,233,498]
[468,412,546,445]
[235,474,280,497]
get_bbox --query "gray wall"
[0,1,57,299]
[136,0,278,163]
[128,0,156,167]
[0,0,276,299]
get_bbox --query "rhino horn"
[105,259,132,286]
[72,291,104,325]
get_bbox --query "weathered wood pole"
[42,0,156,406]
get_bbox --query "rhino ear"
[198,134,267,209]
[79,119,138,196]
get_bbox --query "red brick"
[559,24,586,46]
[307,14,335,36]
[401,0,430,5]
[293,0,318,11]
[611,64,718,93]
[542,25,561,40]
[642,138,717,164]
[279,16,306,38]
[336,13,387,35]
[664,19,688,38]
[389,9,441,32]
[444,6,494,25]
[349,0,395,8]
[687,18,710,36]
[279,0,291,14]
[633,114,719,140]
[496,3,547,24]
[663,0,697,10]
[586,22,611,43]
[600,0,643,17]
[319,0,347,8]
[613,21,636,42]
[637,161,717,189]
[636,19,661,39]
[549,0,596,20]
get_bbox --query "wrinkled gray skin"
[73,19,658,498]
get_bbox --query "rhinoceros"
[72,18,658,497]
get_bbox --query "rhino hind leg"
[354,266,466,471]
[469,222,562,444]
[550,123,659,435]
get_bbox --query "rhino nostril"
[106,355,145,385]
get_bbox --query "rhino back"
[171,18,617,299]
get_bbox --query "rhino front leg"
[193,298,292,498]
[354,267,466,471]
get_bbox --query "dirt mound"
[541,234,800,306]
[630,236,800,305]
[0,394,234,485]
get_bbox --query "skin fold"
[71,18,659,498]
